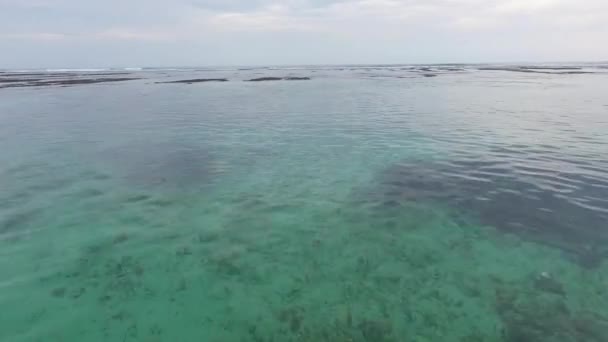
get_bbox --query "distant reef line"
[156,77,312,84]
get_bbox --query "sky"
[1,0,607,68]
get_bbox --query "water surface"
[1,64,608,341]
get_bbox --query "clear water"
[1,65,608,341]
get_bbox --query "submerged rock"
[246,77,283,82]
[284,77,311,81]
[51,287,67,298]
[246,76,311,82]
[533,272,565,296]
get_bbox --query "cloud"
[0,0,607,67]
[195,0,607,35]
[451,16,502,30]
[190,0,277,12]
[2,0,606,36]
[203,4,320,31]
[94,29,178,41]
[493,0,561,14]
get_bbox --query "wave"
[45,68,108,73]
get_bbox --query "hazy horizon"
[2,60,608,71]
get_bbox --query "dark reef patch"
[479,67,593,75]
[358,158,608,267]
[1,72,75,77]
[0,209,42,240]
[521,66,583,70]
[98,142,218,190]
[0,77,139,89]
[0,78,43,83]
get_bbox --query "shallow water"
[1,65,608,341]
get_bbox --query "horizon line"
[2,60,608,71]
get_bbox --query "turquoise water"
[1,65,608,341]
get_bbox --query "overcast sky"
[1,0,607,68]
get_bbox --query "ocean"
[1,64,608,341]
